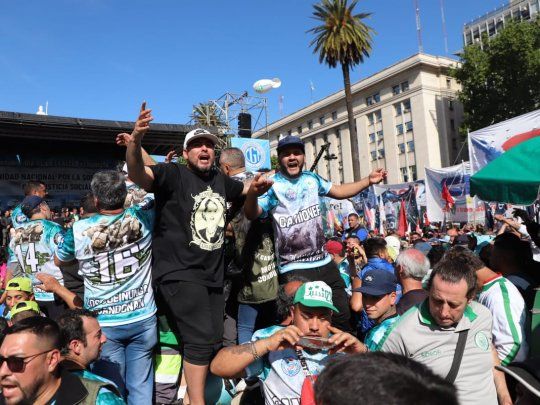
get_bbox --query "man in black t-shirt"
[125,102,244,405]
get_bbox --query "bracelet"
[250,341,261,360]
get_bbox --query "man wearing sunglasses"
[0,317,124,404]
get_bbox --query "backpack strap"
[78,377,122,405]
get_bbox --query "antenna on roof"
[414,0,423,53]
[440,0,449,54]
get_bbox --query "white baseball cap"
[183,129,219,150]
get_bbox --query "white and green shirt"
[477,274,528,365]
[246,325,338,405]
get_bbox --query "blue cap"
[21,196,44,217]
[414,241,432,256]
[354,269,397,296]
[277,136,305,154]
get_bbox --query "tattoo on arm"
[226,343,252,355]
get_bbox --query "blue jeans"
[237,301,277,344]
[93,315,158,405]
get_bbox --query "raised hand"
[116,132,133,147]
[369,168,388,185]
[132,101,153,143]
[34,273,61,293]
[165,150,179,163]
[247,173,274,197]
[265,325,303,352]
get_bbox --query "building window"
[375,110,382,122]
[452,138,457,150]
[446,77,451,89]
[378,149,385,159]
[392,84,401,96]
[405,121,413,132]
[307,120,313,130]
[368,114,374,125]
[407,141,415,152]
[450,119,455,131]
[394,103,402,116]
[369,133,376,143]
[331,111,337,121]
[336,128,341,138]
[370,151,377,161]
[403,99,411,112]
[449,100,454,111]
[287,129,292,136]
[396,124,404,135]
[297,126,302,134]
[400,167,409,182]
[319,116,325,125]
[377,130,384,141]
[409,165,417,181]
[366,92,380,105]
[398,143,405,154]
[401,81,409,92]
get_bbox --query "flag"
[397,199,408,237]
[441,180,455,211]
[378,195,386,235]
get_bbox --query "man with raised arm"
[125,103,245,405]
[244,135,387,331]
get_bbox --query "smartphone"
[297,336,336,351]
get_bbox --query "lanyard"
[295,349,315,382]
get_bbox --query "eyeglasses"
[0,349,53,373]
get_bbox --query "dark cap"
[277,136,305,154]
[21,196,44,217]
[453,234,472,247]
[354,269,397,296]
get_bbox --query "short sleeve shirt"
[10,205,28,229]
[8,219,65,301]
[149,163,244,286]
[382,300,497,405]
[247,325,337,404]
[56,205,156,326]
[258,171,332,273]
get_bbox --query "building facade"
[254,53,464,185]
[463,0,539,47]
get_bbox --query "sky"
[1,0,508,127]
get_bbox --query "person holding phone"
[210,281,366,404]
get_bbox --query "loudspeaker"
[238,113,252,138]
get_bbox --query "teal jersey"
[364,314,400,352]
[11,204,29,229]
[56,204,156,326]
[337,258,352,296]
[8,219,64,301]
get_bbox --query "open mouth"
[2,384,19,397]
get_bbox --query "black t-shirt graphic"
[150,163,244,287]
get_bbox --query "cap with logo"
[277,136,305,154]
[293,281,339,313]
[183,128,219,150]
[9,300,40,318]
[353,269,397,296]
[6,277,33,293]
[21,195,45,217]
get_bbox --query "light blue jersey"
[8,219,64,301]
[337,259,352,296]
[247,325,338,404]
[258,171,332,273]
[11,205,29,229]
[364,314,400,352]
[56,205,156,326]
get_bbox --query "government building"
[254,53,465,184]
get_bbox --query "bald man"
[393,249,430,315]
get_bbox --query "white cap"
[183,129,219,150]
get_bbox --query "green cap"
[9,301,40,318]
[6,277,33,293]
[293,281,339,313]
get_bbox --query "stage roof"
[0,111,201,155]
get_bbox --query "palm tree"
[308,0,374,181]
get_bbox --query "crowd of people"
[0,102,538,405]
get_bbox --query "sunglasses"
[0,349,53,373]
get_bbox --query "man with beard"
[244,136,387,331]
[125,103,245,405]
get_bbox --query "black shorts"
[158,281,224,366]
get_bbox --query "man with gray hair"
[394,248,430,315]
[55,170,157,405]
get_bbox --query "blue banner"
[230,138,271,172]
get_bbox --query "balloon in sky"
[253,78,282,94]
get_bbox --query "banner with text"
[230,138,271,172]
